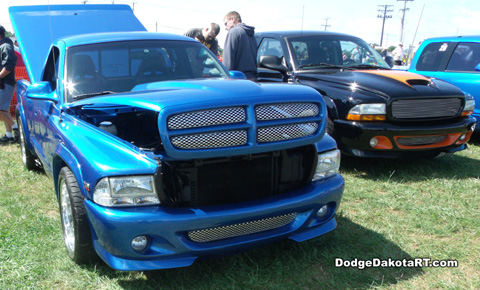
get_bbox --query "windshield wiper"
[73,91,116,100]
[344,64,389,70]
[298,63,344,69]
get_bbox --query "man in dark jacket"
[184,24,220,56]
[0,25,18,144]
[223,11,258,81]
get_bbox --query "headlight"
[462,93,475,116]
[347,103,386,121]
[312,149,341,181]
[93,175,160,207]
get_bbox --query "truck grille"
[188,213,297,243]
[171,130,247,149]
[391,98,462,119]
[258,123,318,143]
[256,103,319,120]
[167,107,246,129]
[167,103,322,150]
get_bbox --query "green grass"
[1,129,479,290]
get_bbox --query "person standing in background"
[223,11,258,81]
[392,43,405,65]
[0,25,18,144]
[184,23,220,56]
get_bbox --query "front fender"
[55,115,159,200]
[15,79,36,155]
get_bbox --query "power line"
[322,18,331,31]
[377,5,393,47]
[398,0,414,43]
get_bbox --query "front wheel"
[58,167,97,264]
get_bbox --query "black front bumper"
[334,117,477,158]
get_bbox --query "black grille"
[396,135,448,146]
[391,98,462,119]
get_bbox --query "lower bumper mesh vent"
[396,135,448,146]
[188,213,297,243]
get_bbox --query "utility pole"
[377,5,393,47]
[132,2,137,13]
[322,18,331,31]
[398,0,414,43]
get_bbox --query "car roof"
[255,30,360,39]
[422,35,480,43]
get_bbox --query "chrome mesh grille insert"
[171,130,247,149]
[188,213,297,243]
[168,107,246,129]
[391,98,462,119]
[396,135,448,146]
[256,103,319,120]
[258,123,318,143]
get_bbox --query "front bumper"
[335,117,476,158]
[84,174,344,271]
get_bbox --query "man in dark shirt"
[223,11,258,81]
[184,23,220,56]
[0,25,18,144]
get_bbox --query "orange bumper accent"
[372,132,472,150]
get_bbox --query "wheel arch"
[53,144,85,200]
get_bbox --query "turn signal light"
[347,114,386,121]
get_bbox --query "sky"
[1,0,480,50]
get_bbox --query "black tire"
[58,167,97,264]
[326,118,335,137]
[17,118,37,171]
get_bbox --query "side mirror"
[229,71,247,79]
[475,63,480,71]
[259,55,288,72]
[26,81,58,102]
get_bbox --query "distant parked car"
[409,36,480,129]
[255,31,476,158]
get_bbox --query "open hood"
[9,4,146,83]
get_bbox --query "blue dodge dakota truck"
[10,5,344,271]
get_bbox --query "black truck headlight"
[312,149,341,181]
[462,93,475,116]
[93,176,160,207]
[347,103,386,121]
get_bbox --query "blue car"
[10,5,344,271]
[409,36,479,130]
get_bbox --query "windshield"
[65,40,229,101]
[288,35,390,70]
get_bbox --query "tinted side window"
[416,42,452,71]
[257,38,284,62]
[446,42,480,72]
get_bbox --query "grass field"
[1,129,479,290]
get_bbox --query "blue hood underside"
[9,4,146,83]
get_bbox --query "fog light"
[316,205,328,218]
[131,236,148,252]
[370,137,378,148]
[459,133,466,141]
